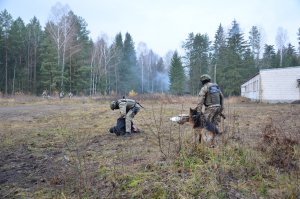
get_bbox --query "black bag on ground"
[109,117,134,136]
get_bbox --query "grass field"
[0,95,299,198]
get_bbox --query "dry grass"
[225,96,252,104]
[0,95,299,198]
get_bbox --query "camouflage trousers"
[119,103,141,133]
[204,106,222,126]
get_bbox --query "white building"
[241,66,300,103]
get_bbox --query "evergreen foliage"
[261,44,278,68]
[120,32,138,95]
[0,9,13,95]
[169,51,185,95]
[182,33,211,95]
[0,9,299,96]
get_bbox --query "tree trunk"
[115,64,118,94]
[5,49,8,95]
[27,41,30,93]
[12,58,16,95]
[33,45,37,95]
[69,53,72,93]
[141,58,144,93]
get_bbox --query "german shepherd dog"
[189,108,220,147]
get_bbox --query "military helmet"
[110,101,117,110]
[200,74,211,82]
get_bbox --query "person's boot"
[124,132,132,137]
[120,131,126,136]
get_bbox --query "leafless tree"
[276,27,288,67]
[90,43,97,96]
[90,35,119,95]
[137,42,149,93]
[137,45,171,93]
[297,28,300,57]
[46,2,75,91]
[249,26,261,68]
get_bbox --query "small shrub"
[259,118,299,171]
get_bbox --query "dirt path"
[0,104,79,121]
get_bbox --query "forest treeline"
[1,4,300,97]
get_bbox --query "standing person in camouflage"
[110,98,141,136]
[196,74,224,128]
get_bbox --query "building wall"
[241,74,260,101]
[241,66,300,103]
[260,66,300,103]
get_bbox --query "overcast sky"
[1,0,300,56]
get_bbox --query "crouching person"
[110,98,141,136]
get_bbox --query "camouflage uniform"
[111,99,141,134]
[196,82,224,126]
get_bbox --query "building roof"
[241,72,259,86]
[260,65,300,72]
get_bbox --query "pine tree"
[169,51,185,95]
[223,19,248,96]
[40,29,60,94]
[182,32,194,67]
[9,17,26,94]
[283,43,298,67]
[242,47,256,81]
[0,9,13,95]
[66,13,91,95]
[122,32,138,94]
[192,34,210,79]
[182,33,211,95]
[213,24,227,85]
[262,44,276,68]
[109,33,123,94]
[26,16,43,94]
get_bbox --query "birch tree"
[276,27,288,67]
[46,3,75,91]
[297,28,300,58]
[89,34,122,95]
[249,26,261,68]
[137,42,148,93]
[90,36,118,95]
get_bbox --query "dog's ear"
[190,107,196,111]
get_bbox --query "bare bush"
[259,118,299,171]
